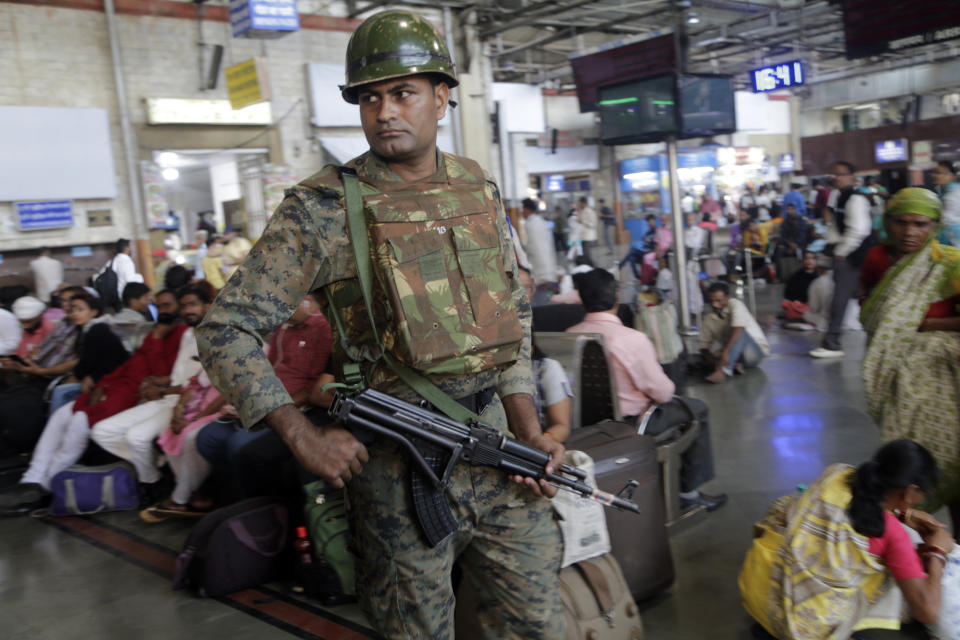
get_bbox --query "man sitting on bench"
[566,268,726,513]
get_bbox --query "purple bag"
[49,462,140,516]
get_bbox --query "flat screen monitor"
[598,75,678,145]
[678,75,736,137]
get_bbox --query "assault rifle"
[329,387,641,547]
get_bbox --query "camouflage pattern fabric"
[303,152,523,376]
[196,149,559,638]
[347,394,564,639]
[197,150,535,429]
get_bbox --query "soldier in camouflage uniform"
[196,10,564,639]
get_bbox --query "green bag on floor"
[302,480,357,605]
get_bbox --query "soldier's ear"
[434,81,450,121]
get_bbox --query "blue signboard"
[779,153,796,172]
[16,201,73,231]
[230,0,299,38]
[875,139,907,163]
[751,60,804,93]
[545,174,565,192]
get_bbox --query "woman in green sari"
[861,187,960,529]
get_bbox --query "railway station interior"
[2,0,960,638]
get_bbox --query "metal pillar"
[443,7,464,156]
[666,136,693,334]
[105,0,152,284]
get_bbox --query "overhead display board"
[16,201,74,231]
[230,0,299,38]
[875,139,907,163]
[751,60,804,93]
[598,74,736,145]
[570,32,678,113]
[842,0,960,59]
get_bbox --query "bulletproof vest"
[834,189,874,265]
[300,153,523,377]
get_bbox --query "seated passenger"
[196,293,332,500]
[781,251,820,329]
[113,282,154,352]
[700,282,769,384]
[517,269,572,444]
[12,296,56,360]
[0,291,131,512]
[89,285,209,496]
[566,268,726,512]
[740,439,951,639]
[141,369,228,520]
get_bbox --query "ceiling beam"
[479,0,613,38]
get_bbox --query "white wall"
[544,95,597,133]
[209,156,241,232]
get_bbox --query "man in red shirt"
[195,293,332,498]
[566,269,725,512]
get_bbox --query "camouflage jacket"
[197,150,534,429]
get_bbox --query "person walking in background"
[29,248,63,305]
[810,161,873,359]
[519,198,557,290]
[95,239,143,312]
[933,161,960,249]
[699,192,722,223]
[577,196,598,263]
[551,205,568,255]
[782,180,808,218]
[598,198,616,254]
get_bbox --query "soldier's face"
[357,75,449,164]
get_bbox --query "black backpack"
[173,496,290,597]
[93,259,121,312]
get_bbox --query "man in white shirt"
[30,248,63,304]
[0,308,22,356]
[99,239,144,306]
[810,161,872,358]
[91,284,208,490]
[683,212,706,258]
[520,198,557,289]
[577,196,598,263]
[700,282,769,383]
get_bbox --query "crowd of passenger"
[1,159,959,637]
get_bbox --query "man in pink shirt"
[566,269,725,512]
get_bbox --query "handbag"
[559,553,644,640]
[49,462,140,516]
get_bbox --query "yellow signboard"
[225,58,269,110]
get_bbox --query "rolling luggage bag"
[566,421,674,601]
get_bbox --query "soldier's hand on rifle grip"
[267,404,369,488]
[511,431,564,498]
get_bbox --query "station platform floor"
[0,278,936,639]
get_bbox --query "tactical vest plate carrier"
[302,154,523,376]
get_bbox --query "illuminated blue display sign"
[751,60,804,93]
[779,153,796,172]
[545,174,565,192]
[16,201,73,231]
[875,139,907,163]
[230,0,299,38]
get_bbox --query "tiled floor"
[0,276,936,638]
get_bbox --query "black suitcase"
[566,420,674,602]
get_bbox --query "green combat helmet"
[341,10,459,104]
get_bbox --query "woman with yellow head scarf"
[860,187,960,529]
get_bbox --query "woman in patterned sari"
[739,440,951,640]
[860,187,960,530]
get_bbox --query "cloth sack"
[634,293,684,364]
[552,450,611,568]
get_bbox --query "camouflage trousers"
[346,394,564,640]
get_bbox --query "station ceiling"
[343,0,956,94]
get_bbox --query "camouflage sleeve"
[196,188,341,429]
[488,179,535,399]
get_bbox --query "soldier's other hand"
[295,425,369,488]
[268,405,368,489]
[509,432,564,499]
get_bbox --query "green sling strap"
[334,167,482,425]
